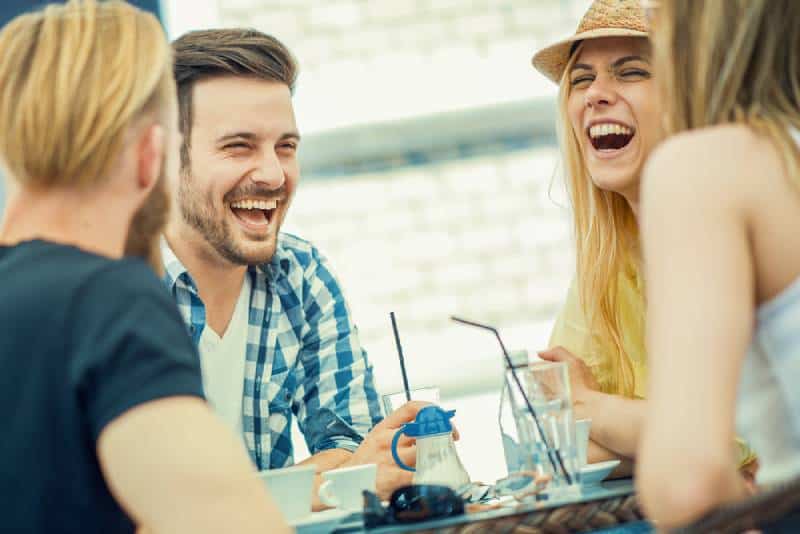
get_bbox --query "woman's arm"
[585,391,645,458]
[588,440,634,478]
[637,132,754,528]
[537,347,636,477]
[546,281,645,458]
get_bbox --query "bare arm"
[582,390,645,458]
[588,440,634,478]
[98,397,290,534]
[637,134,753,528]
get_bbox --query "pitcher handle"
[391,428,415,472]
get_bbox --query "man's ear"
[136,123,165,192]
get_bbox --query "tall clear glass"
[498,350,529,475]
[505,360,581,495]
[381,386,440,417]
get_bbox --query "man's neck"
[0,187,130,259]
[165,224,247,337]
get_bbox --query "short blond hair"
[0,0,174,189]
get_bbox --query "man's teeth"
[230,199,277,210]
[589,123,633,138]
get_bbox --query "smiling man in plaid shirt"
[162,29,421,502]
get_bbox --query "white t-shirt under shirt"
[198,274,250,436]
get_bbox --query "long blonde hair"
[0,0,175,190]
[652,0,800,180]
[557,44,640,397]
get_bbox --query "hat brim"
[532,28,648,84]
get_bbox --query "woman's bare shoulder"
[643,124,783,205]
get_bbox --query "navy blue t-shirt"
[0,240,204,533]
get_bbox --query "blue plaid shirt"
[162,233,383,469]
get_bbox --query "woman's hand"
[537,346,600,419]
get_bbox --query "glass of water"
[505,360,581,495]
[381,386,440,417]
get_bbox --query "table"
[325,479,651,533]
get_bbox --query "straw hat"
[532,0,648,84]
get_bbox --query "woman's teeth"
[589,123,633,138]
[588,123,635,151]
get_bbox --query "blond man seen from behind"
[0,2,288,533]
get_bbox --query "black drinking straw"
[450,315,572,484]
[390,312,411,402]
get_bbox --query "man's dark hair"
[172,28,298,168]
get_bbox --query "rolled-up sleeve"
[294,248,383,455]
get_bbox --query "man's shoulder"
[73,258,172,318]
[1,240,160,298]
[70,258,189,360]
[1,243,176,345]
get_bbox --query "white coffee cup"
[318,463,377,511]
[575,419,592,467]
[257,464,316,522]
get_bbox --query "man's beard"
[177,172,281,266]
[124,170,170,275]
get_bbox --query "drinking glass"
[498,350,530,474]
[575,418,592,468]
[382,386,440,416]
[505,360,581,495]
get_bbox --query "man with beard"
[165,29,421,500]
[0,2,288,533]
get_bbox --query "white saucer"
[580,459,621,485]
[289,508,353,534]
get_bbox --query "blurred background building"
[1,0,592,482]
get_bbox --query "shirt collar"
[161,237,193,290]
[264,241,292,281]
[160,236,292,289]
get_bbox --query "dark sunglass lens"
[395,501,434,522]
[392,485,447,506]
[391,485,465,523]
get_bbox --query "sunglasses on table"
[363,484,465,528]
[363,473,550,528]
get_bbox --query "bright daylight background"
[0,0,593,484]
